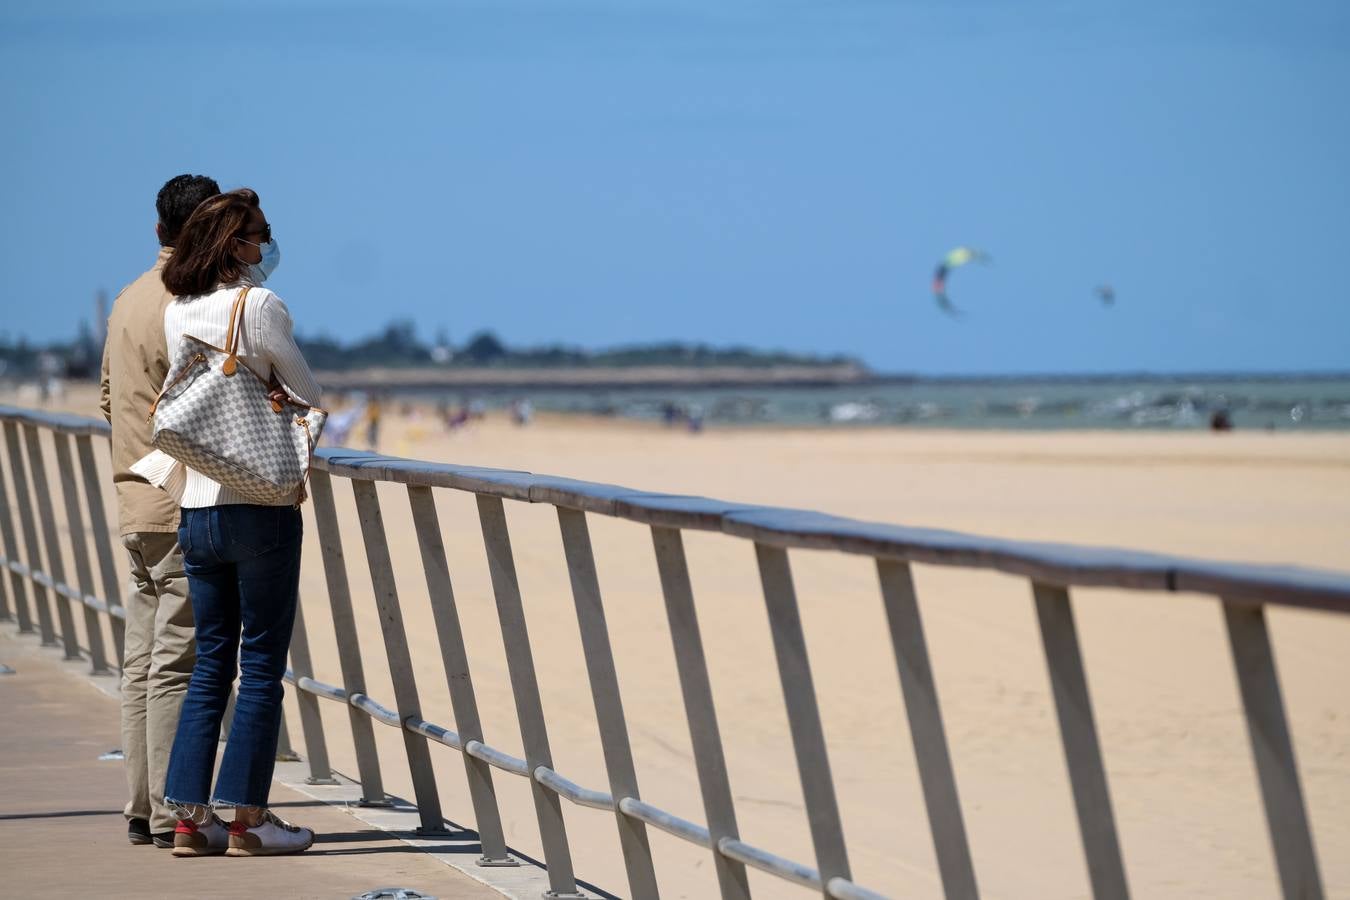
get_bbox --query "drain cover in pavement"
[352,890,438,900]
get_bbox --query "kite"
[932,247,990,316]
[1095,284,1115,306]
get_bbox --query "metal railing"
[0,401,1344,900]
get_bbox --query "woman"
[159,188,321,857]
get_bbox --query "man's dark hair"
[156,174,221,247]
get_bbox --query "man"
[100,173,220,847]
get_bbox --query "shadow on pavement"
[0,809,123,821]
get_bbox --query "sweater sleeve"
[259,294,322,408]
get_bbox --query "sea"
[402,374,1350,431]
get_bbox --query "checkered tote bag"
[148,287,327,505]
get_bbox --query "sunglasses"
[236,222,273,245]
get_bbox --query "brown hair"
[161,188,261,296]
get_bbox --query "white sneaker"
[171,813,230,857]
[226,810,315,856]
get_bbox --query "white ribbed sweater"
[163,283,322,508]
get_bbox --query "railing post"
[76,433,126,665]
[406,485,514,865]
[1032,582,1129,900]
[0,426,33,632]
[351,479,446,834]
[22,425,82,660]
[0,432,11,624]
[1223,601,1324,900]
[753,543,851,898]
[6,422,58,648]
[308,469,388,806]
[557,507,659,899]
[52,433,111,675]
[651,526,751,900]
[274,706,300,761]
[287,596,337,783]
[476,494,584,898]
[876,559,978,899]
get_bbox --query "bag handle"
[221,286,250,376]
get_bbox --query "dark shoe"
[152,830,176,848]
[128,817,152,846]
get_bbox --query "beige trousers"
[119,531,194,832]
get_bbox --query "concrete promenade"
[0,631,498,900]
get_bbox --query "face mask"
[246,239,281,285]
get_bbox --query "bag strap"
[221,286,250,376]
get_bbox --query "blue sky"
[2,1,1347,375]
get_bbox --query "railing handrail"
[0,404,111,437]
[309,448,1350,612]
[6,401,1348,612]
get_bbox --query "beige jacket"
[100,249,180,535]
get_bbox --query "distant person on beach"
[156,188,321,856]
[510,398,534,426]
[365,395,383,449]
[100,172,219,849]
[447,404,471,430]
[323,395,365,447]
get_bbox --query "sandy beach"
[8,385,1349,898]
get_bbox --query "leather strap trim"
[222,286,250,376]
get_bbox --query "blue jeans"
[164,504,302,809]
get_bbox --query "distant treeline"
[294,321,860,371]
[0,321,857,378]
[0,326,102,379]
